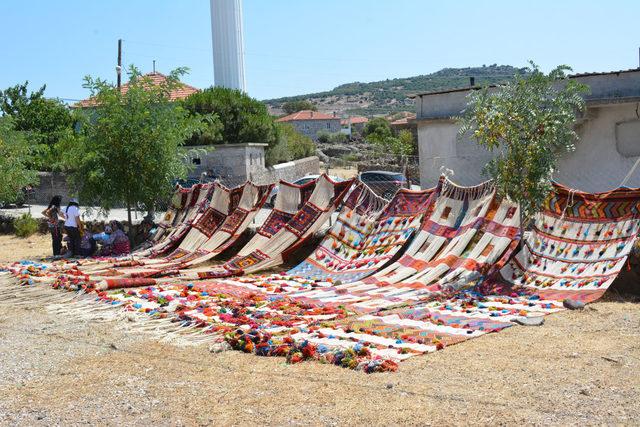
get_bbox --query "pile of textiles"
[281,176,520,312]
[3,177,640,374]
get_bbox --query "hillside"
[265,65,526,116]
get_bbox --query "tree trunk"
[519,208,527,268]
[126,201,133,244]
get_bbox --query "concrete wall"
[250,156,320,185]
[417,119,495,187]
[415,69,640,192]
[287,119,341,140]
[554,104,640,191]
[188,143,267,181]
[188,143,319,184]
[417,103,640,191]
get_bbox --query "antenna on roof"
[153,60,156,73]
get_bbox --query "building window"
[616,120,640,158]
[326,122,331,129]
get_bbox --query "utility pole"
[117,39,122,89]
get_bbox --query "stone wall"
[30,172,75,205]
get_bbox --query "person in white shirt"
[64,198,82,257]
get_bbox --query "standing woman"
[41,195,65,256]
[64,198,82,257]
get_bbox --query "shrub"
[14,213,39,238]
[317,131,348,144]
[266,123,316,166]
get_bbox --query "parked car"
[267,174,343,207]
[358,170,409,199]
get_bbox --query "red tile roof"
[390,114,416,126]
[73,72,199,108]
[276,110,339,122]
[340,116,369,126]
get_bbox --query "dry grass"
[0,234,639,425]
[0,233,51,264]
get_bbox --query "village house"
[413,68,640,192]
[73,72,199,108]
[276,110,341,140]
[340,116,369,136]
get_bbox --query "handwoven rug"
[89,182,273,287]
[275,177,518,312]
[235,178,317,258]
[499,182,640,303]
[180,175,354,280]
[287,184,431,283]
[133,182,227,259]
[143,184,193,247]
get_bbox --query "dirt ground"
[0,233,639,426]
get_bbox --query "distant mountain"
[265,65,526,116]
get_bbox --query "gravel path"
[0,236,639,425]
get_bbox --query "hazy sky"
[1,0,638,102]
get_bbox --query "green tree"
[63,66,206,229]
[367,129,414,157]
[282,100,317,114]
[182,87,276,147]
[365,115,413,157]
[458,62,589,227]
[0,117,37,204]
[266,123,316,166]
[0,82,75,170]
[363,117,392,138]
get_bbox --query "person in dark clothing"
[41,195,65,256]
[64,198,82,257]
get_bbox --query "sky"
[1,0,639,102]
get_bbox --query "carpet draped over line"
[88,182,273,284]
[3,177,640,374]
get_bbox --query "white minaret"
[210,0,246,91]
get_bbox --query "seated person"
[100,221,131,256]
[93,224,112,244]
[134,217,155,247]
[79,230,97,257]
